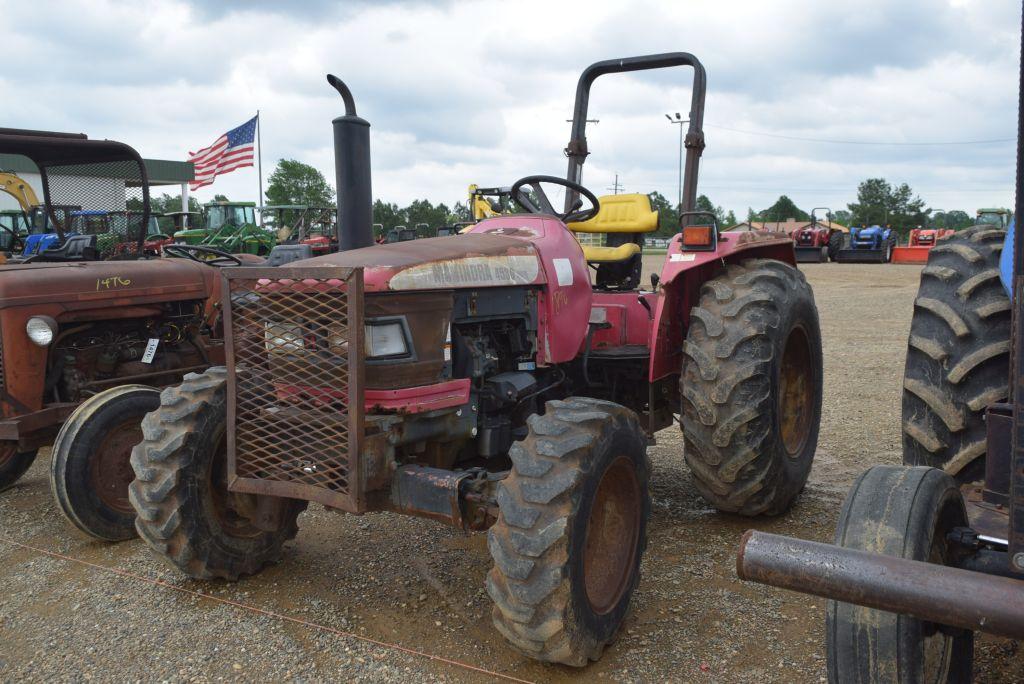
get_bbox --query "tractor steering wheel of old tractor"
[163,243,243,267]
[510,175,600,224]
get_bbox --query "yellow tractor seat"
[581,242,641,263]
[567,193,659,234]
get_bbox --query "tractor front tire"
[129,367,305,580]
[0,444,37,493]
[487,397,651,666]
[50,385,160,541]
[681,259,822,516]
[901,224,1009,482]
[827,465,973,683]
[827,231,844,262]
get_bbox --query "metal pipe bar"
[736,530,1024,640]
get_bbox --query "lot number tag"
[141,338,160,364]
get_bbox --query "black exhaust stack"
[327,75,374,251]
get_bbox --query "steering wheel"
[163,243,243,266]
[510,175,600,224]
[0,227,25,255]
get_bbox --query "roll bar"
[564,52,707,213]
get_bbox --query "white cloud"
[1,0,1017,216]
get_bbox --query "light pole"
[665,113,686,211]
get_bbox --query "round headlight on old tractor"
[26,316,58,347]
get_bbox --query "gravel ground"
[1,260,1022,682]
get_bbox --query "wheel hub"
[89,419,141,514]
[779,325,814,457]
[583,456,641,615]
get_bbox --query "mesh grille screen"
[225,268,363,512]
[43,160,149,259]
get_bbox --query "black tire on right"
[826,465,973,683]
[129,367,305,580]
[0,444,37,493]
[901,225,1010,482]
[827,230,845,262]
[681,259,823,516]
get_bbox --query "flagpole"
[256,110,264,225]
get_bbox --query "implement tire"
[827,465,973,683]
[901,225,1009,482]
[487,397,650,666]
[681,258,822,516]
[129,367,305,580]
[0,444,37,493]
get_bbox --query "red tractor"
[117,54,823,665]
[891,223,956,264]
[789,207,846,263]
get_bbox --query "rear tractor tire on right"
[681,258,823,516]
[901,224,1010,482]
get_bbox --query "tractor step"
[794,246,828,263]
[834,248,888,264]
[891,246,931,265]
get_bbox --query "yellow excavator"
[0,172,41,260]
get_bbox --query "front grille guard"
[222,267,365,512]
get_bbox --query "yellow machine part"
[0,172,40,211]
[580,242,642,263]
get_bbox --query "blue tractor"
[834,223,896,263]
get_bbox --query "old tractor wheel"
[827,465,973,683]
[487,397,650,666]
[827,230,844,262]
[902,224,1009,482]
[681,258,822,516]
[129,367,305,580]
[50,385,160,541]
[0,444,37,493]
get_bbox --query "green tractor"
[173,201,274,255]
[976,207,1011,228]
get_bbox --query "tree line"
[174,159,1000,240]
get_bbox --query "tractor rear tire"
[901,224,1009,482]
[487,397,650,666]
[50,385,159,541]
[826,465,973,683]
[129,367,305,580]
[0,444,37,493]
[827,231,844,262]
[681,259,822,516]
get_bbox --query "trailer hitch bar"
[736,530,1024,640]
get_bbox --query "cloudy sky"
[2,0,1019,217]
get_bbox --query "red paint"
[364,378,470,413]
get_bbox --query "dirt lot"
[1,260,1021,682]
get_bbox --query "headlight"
[26,316,57,347]
[365,320,409,358]
[264,323,304,353]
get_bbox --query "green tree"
[213,194,229,202]
[265,159,335,207]
[759,195,809,223]
[695,194,735,228]
[847,178,926,236]
[833,209,852,226]
[931,210,972,231]
[373,200,404,235]
[648,191,679,236]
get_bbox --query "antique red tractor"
[123,54,824,666]
[789,207,846,263]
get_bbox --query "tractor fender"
[648,230,795,381]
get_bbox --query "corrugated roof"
[0,153,193,185]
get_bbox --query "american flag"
[188,115,258,190]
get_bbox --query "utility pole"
[665,113,686,211]
[607,174,624,194]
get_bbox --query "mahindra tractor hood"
[292,233,544,292]
[0,259,217,310]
